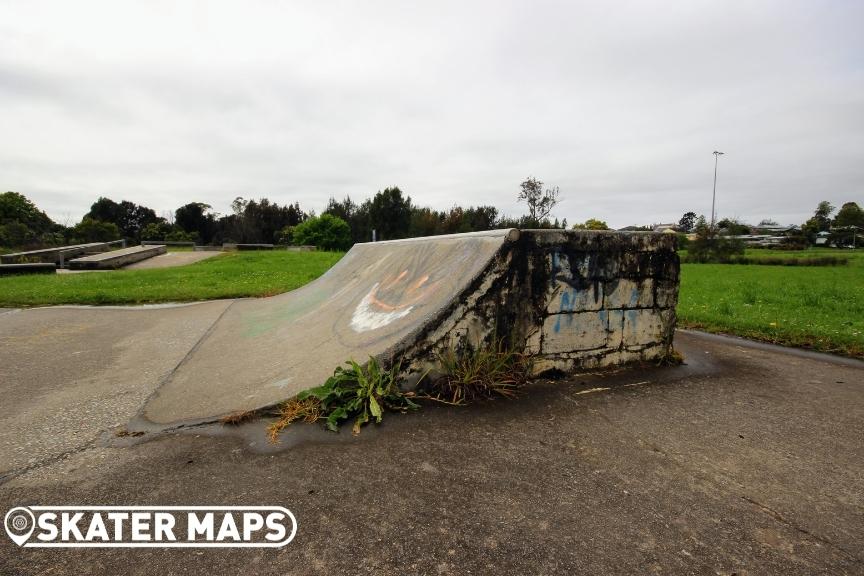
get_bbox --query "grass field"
[3,243,862,358]
[677,249,864,358]
[0,250,343,306]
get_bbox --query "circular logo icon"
[4,507,35,546]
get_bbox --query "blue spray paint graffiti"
[626,310,639,336]
[630,287,640,308]
[560,290,571,313]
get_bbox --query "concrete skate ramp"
[143,230,519,424]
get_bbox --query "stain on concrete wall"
[400,230,679,380]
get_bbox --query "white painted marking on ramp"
[350,283,414,332]
[271,377,293,389]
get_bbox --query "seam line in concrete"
[740,495,863,564]
[134,299,238,424]
[0,439,97,487]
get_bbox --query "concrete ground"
[56,251,220,273]
[123,250,220,270]
[1,329,862,574]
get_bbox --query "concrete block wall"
[402,230,679,379]
[522,230,679,373]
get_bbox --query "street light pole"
[711,150,724,230]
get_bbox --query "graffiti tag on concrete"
[350,271,437,332]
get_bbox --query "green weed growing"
[267,357,419,440]
[266,337,535,442]
[415,337,534,405]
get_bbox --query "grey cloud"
[0,0,862,228]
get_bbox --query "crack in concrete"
[0,417,234,487]
[0,438,97,486]
[740,495,863,565]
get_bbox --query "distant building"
[730,225,801,247]
[652,223,678,233]
[750,224,799,235]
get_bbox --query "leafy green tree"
[686,217,744,262]
[165,229,198,243]
[830,202,864,246]
[0,192,70,247]
[678,211,697,233]
[275,225,296,245]
[72,218,121,243]
[86,197,159,240]
[219,197,306,244]
[1,191,54,231]
[441,206,472,234]
[323,196,358,223]
[325,196,370,243]
[716,218,750,236]
[517,177,559,226]
[464,206,499,231]
[801,200,836,243]
[409,207,443,237]
[571,218,610,230]
[833,202,864,228]
[0,221,33,246]
[0,191,58,245]
[292,214,351,251]
[175,202,216,243]
[368,187,412,240]
[140,221,177,241]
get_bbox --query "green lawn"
[677,249,864,358]
[3,242,862,359]
[0,251,343,306]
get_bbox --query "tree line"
[5,183,857,253]
[0,178,568,251]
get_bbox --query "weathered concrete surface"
[495,230,679,374]
[142,230,678,425]
[143,230,519,424]
[1,331,862,575]
[123,250,220,269]
[0,301,233,475]
[68,244,167,270]
[141,240,195,247]
[0,243,108,265]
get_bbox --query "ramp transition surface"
[142,230,518,424]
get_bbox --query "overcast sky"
[1,0,861,229]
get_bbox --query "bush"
[275,225,295,245]
[0,221,33,247]
[140,222,174,241]
[685,223,744,263]
[292,214,351,251]
[71,218,122,243]
[165,229,199,243]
